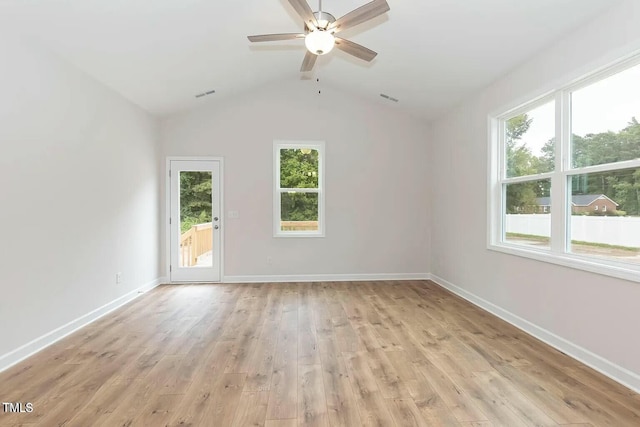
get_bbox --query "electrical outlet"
[266,257,273,265]
[228,210,239,219]
[116,272,122,284]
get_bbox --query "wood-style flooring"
[0,280,638,426]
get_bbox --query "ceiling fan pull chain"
[319,0,322,14]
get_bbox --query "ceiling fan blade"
[330,0,390,33]
[287,0,318,29]
[334,38,377,62]
[300,51,318,72]
[248,33,305,42]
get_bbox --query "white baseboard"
[428,273,640,394]
[0,277,165,374]
[223,273,430,283]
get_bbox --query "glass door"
[169,159,221,282]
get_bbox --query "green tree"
[505,114,549,212]
[180,171,212,232]
[570,117,640,215]
[506,179,549,214]
[506,114,532,141]
[506,113,640,215]
[539,137,555,172]
[279,149,319,221]
[506,114,534,178]
[280,149,319,189]
[603,169,640,216]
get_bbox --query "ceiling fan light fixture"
[305,30,335,55]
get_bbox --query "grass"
[570,240,640,252]
[505,233,639,253]
[505,232,549,243]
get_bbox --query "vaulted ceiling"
[0,0,618,119]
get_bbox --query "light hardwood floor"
[0,281,638,426]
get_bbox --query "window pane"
[571,63,640,168]
[504,179,551,249]
[179,171,212,268]
[281,192,319,231]
[505,101,555,178]
[280,148,319,189]
[569,168,640,263]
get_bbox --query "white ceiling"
[0,0,619,120]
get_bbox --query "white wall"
[0,35,161,366]
[429,0,640,390]
[160,81,430,279]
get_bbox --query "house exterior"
[535,194,619,214]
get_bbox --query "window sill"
[274,232,325,238]
[487,243,640,284]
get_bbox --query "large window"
[490,58,640,282]
[273,141,325,237]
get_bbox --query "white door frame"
[165,156,224,282]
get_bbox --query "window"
[273,141,325,237]
[490,58,640,282]
[501,100,555,250]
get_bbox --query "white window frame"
[273,140,325,238]
[488,55,640,284]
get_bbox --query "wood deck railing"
[180,221,318,266]
[280,221,318,231]
[180,222,212,267]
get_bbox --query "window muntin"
[274,141,324,237]
[491,57,640,280]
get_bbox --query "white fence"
[506,214,640,248]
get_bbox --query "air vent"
[195,89,216,99]
[380,93,399,102]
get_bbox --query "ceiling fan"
[247,0,390,72]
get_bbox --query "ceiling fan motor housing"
[311,11,336,30]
